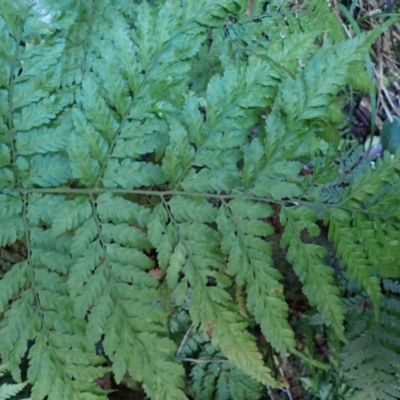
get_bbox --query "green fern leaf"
[0,363,29,399]
[16,125,68,155]
[341,283,400,400]
[182,168,240,193]
[191,282,278,387]
[104,159,166,189]
[281,206,346,341]
[17,155,72,188]
[0,215,24,246]
[191,352,263,400]
[0,1,398,399]
[217,200,296,354]
[51,196,92,237]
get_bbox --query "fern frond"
[192,283,277,386]
[217,199,296,355]
[191,348,263,400]
[281,206,346,341]
[341,282,400,400]
[149,197,278,386]
[65,193,187,399]
[302,0,345,41]
[0,363,29,400]
[0,0,398,399]
[326,154,400,306]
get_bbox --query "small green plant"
[0,0,399,399]
[340,279,400,399]
[0,363,30,400]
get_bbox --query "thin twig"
[266,385,276,400]
[175,324,193,358]
[273,355,293,400]
[373,65,400,119]
[175,324,229,364]
[176,357,229,364]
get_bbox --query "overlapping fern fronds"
[0,0,398,399]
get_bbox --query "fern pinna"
[0,0,399,399]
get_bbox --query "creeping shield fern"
[0,0,399,399]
